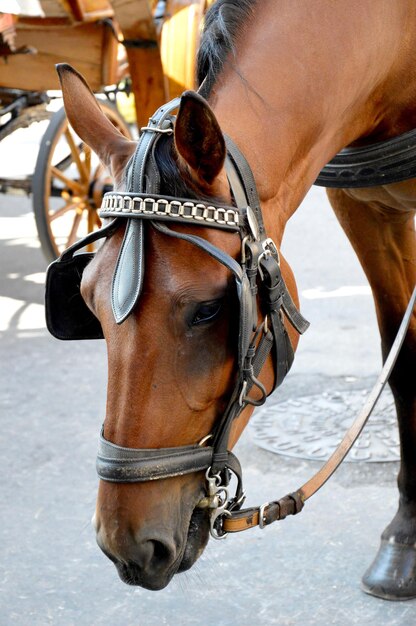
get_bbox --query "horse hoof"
[362,539,416,600]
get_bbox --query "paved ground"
[1,142,415,625]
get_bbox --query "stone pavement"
[1,183,415,625]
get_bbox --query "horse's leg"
[326,188,416,601]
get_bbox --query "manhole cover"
[249,388,399,462]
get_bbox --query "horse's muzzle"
[95,503,210,589]
[96,528,179,590]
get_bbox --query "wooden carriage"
[1,0,211,123]
[0,0,213,260]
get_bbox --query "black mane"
[154,1,257,197]
[197,0,257,96]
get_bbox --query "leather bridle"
[45,94,416,539]
[93,95,309,538]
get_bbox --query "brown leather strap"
[223,286,416,534]
[224,493,304,533]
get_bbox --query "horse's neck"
[211,0,416,237]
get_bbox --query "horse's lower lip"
[178,507,210,572]
[116,561,175,590]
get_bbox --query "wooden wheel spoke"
[84,145,92,176]
[50,166,84,195]
[49,199,83,222]
[53,154,73,172]
[66,211,84,247]
[84,209,100,251]
[34,101,132,262]
[64,129,90,183]
[93,211,102,228]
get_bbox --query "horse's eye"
[192,301,223,326]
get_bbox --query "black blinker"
[45,253,104,340]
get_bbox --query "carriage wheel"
[32,100,132,263]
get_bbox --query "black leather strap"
[151,222,243,278]
[96,426,244,484]
[97,439,214,482]
[225,135,266,237]
[111,220,145,324]
[58,218,120,262]
[111,98,181,324]
[315,128,416,188]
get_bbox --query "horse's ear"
[174,91,226,185]
[56,64,135,174]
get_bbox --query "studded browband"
[100,193,241,229]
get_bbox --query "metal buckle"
[258,502,269,529]
[258,239,280,282]
[198,433,212,447]
[238,380,248,407]
[140,126,173,135]
[262,238,279,262]
[240,235,251,264]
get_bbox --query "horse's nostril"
[133,538,174,571]
[96,527,177,587]
[152,539,171,564]
[115,538,177,588]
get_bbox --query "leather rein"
[91,95,416,539]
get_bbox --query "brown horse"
[56,0,415,596]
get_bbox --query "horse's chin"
[115,561,171,590]
[114,508,210,590]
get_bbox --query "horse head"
[52,64,306,590]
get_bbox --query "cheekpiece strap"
[225,135,266,238]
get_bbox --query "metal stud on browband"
[140,126,174,134]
